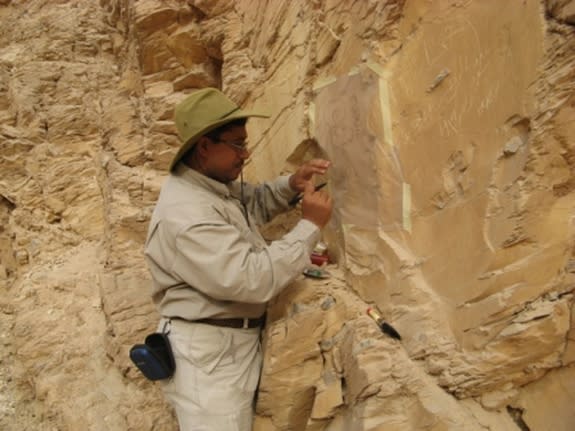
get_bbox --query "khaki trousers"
[159,319,262,431]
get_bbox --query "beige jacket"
[144,163,320,320]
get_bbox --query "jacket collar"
[173,162,232,199]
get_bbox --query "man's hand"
[301,181,332,229]
[289,159,330,193]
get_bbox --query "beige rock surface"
[0,0,574,430]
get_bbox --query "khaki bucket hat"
[170,88,269,171]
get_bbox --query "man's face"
[202,124,250,183]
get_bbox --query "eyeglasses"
[215,139,251,154]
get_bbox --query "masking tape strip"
[379,77,394,148]
[402,182,412,233]
[313,75,337,92]
[366,61,385,77]
[315,62,385,90]
[348,65,360,76]
[363,62,395,148]
[311,76,336,137]
[308,101,316,136]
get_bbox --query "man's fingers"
[301,184,333,229]
[303,180,315,195]
[309,159,330,168]
[301,159,330,179]
[309,159,330,175]
[318,190,331,204]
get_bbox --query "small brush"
[366,307,402,340]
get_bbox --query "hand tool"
[367,307,402,340]
[289,182,327,206]
[303,267,330,279]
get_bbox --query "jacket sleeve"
[236,176,298,225]
[170,217,320,304]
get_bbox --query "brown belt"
[172,315,266,329]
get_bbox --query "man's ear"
[196,136,211,156]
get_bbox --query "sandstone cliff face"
[0,1,574,430]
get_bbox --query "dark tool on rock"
[289,182,327,206]
[303,267,330,279]
[367,307,402,340]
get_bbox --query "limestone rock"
[547,0,575,23]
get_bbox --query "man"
[144,87,332,430]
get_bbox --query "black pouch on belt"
[129,332,175,381]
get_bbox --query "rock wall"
[0,0,574,430]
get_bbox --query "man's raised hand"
[301,180,332,229]
[289,159,330,193]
